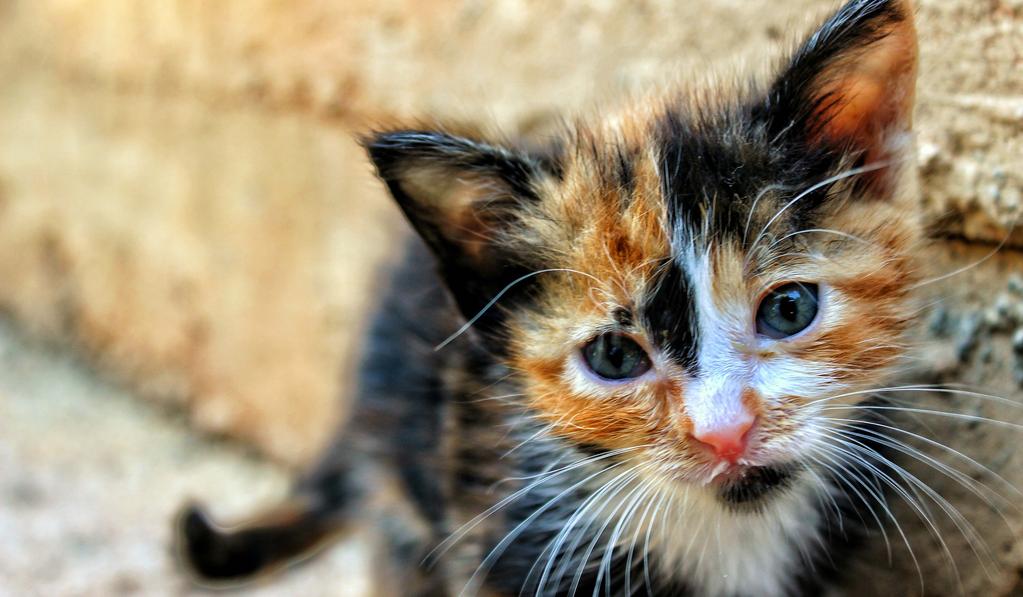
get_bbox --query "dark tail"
[175,498,338,583]
[176,464,360,584]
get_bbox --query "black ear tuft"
[363,130,555,335]
[757,0,917,188]
[365,131,545,205]
[363,130,549,268]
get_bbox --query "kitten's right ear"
[363,130,553,331]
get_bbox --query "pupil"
[779,294,799,322]
[607,342,624,368]
[755,282,819,339]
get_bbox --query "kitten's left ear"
[760,0,917,186]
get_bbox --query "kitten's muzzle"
[684,378,759,465]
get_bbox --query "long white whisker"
[822,405,1023,431]
[826,424,1015,529]
[834,429,1001,583]
[431,445,649,565]
[495,445,644,486]
[597,475,658,596]
[743,182,793,242]
[816,430,973,589]
[531,462,643,595]
[812,437,930,590]
[823,416,1023,506]
[805,446,897,564]
[642,484,672,596]
[806,385,1023,408]
[767,227,874,251]
[910,210,1020,290]
[501,424,556,460]
[804,464,845,536]
[623,480,664,596]
[462,461,639,596]
[549,467,644,595]
[569,470,647,597]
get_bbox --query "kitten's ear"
[761,0,917,185]
[364,130,550,329]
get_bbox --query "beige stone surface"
[0,0,1021,592]
[0,66,401,463]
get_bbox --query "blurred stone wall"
[0,0,1019,465]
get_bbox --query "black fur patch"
[657,108,767,243]
[363,132,551,348]
[178,505,331,582]
[642,260,699,371]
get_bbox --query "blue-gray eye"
[582,333,651,380]
[756,283,820,339]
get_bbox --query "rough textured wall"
[5,0,1020,243]
[0,0,1019,457]
[0,71,401,461]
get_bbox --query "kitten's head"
[365,0,920,504]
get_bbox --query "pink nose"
[692,415,755,463]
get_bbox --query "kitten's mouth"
[711,464,797,506]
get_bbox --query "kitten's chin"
[710,463,799,508]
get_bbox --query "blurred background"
[0,0,1021,595]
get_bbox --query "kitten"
[176,0,925,594]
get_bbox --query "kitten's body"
[178,1,925,595]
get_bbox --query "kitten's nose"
[691,413,755,463]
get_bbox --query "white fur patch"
[683,248,844,464]
[612,249,832,595]
[641,475,825,597]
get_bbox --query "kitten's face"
[505,110,920,499]
[368,0,920,503]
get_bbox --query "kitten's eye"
[581,333,652,381]
[756,282,820,339]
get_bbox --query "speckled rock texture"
[0,0,1021,594]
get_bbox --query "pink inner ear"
[812,9,918,170]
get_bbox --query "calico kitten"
[177,0,925,594]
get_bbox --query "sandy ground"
[0,319,369,596]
